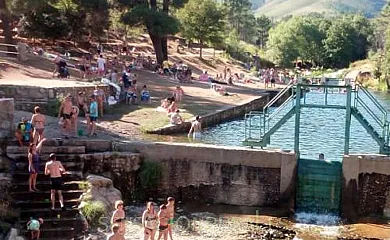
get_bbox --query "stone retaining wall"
[342,154,390,221]
[0,85,110,114]
[0,99,14,140]
[113,141,297,210]
[81,152,142,199]
[148,95,270,135]
[148,88,292,135]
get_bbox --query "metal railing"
[354,84,389,145]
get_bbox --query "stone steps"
[15,199,79,209]
[8,154,84,163]
[21,226,76,239]
[13,161,83,172]
[12,171,83,182]
[11,190,84,201]
[7,144,87,239]
[20,208,80,220]
[6,146,86,155]
[11,181,82,192]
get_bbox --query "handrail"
[359,86,387,115]
[356,98,383,127]
[263,83,294,111]
[268,95,295,120]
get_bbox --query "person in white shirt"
[97,55,106,75]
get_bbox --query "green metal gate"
[296,158,342,214]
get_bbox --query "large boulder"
[5,228,24,240]
[79,174,122,214]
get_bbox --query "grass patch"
[133,161,162,200]
[80,200,106,228]
[78,181,90,191]
[104,100,220,132]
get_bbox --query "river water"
[201,90,390,161]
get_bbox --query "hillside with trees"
[252,0,387,19]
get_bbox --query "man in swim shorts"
[166,197,175,240]
[188,116,202,140]
[44,153,66,210]
[58,94,73,136]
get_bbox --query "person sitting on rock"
[107,224,125,240]
[170,110,183,125]
[27,217,43,240]
[111,200,126,236]
[15,117,32,146]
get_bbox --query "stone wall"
[0,85,110,114]
[81,152,142,199]
[113,141,297,210]
[342,154,390,221]
[148,95,270,135]
[148,88,293,135]
[0,99,14,139]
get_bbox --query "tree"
[177,0,226,59]
[118,0,179,64]
[255,15,271,48]
[0,0,13,45]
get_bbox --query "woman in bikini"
[111,200,126,236]
[142,202,158,240]
[31,106,45,145]
[157,204,169,240]
[27,138,46,192]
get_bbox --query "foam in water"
[294,212,342,238]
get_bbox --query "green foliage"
[138,161,162,190]
[122,5,179,37]
[78,181,90,191]
[177,0,226,57]
[45,98,62,117]
[15,0,109,41]
[267,14,373,68]
[80,200,106,228]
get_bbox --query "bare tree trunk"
[199,40,203,59]
[161,0,169,61]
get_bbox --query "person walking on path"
[166,197,175,240]
[88,95,98,137]
[142,201,158,240]
[44,153,66,210]
[28,139,46,192]
[111,200,126,236]
[31,106,45,145]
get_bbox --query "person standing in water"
[142,201,158,240]
[44,153,66,210]
[166,197,175,240]
[188,116,202,139]
[27,139,46,192]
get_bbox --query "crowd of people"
[108,198,176,240]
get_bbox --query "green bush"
[45,98,62,117]
[80,201,106,228]
[139,161,162,189]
